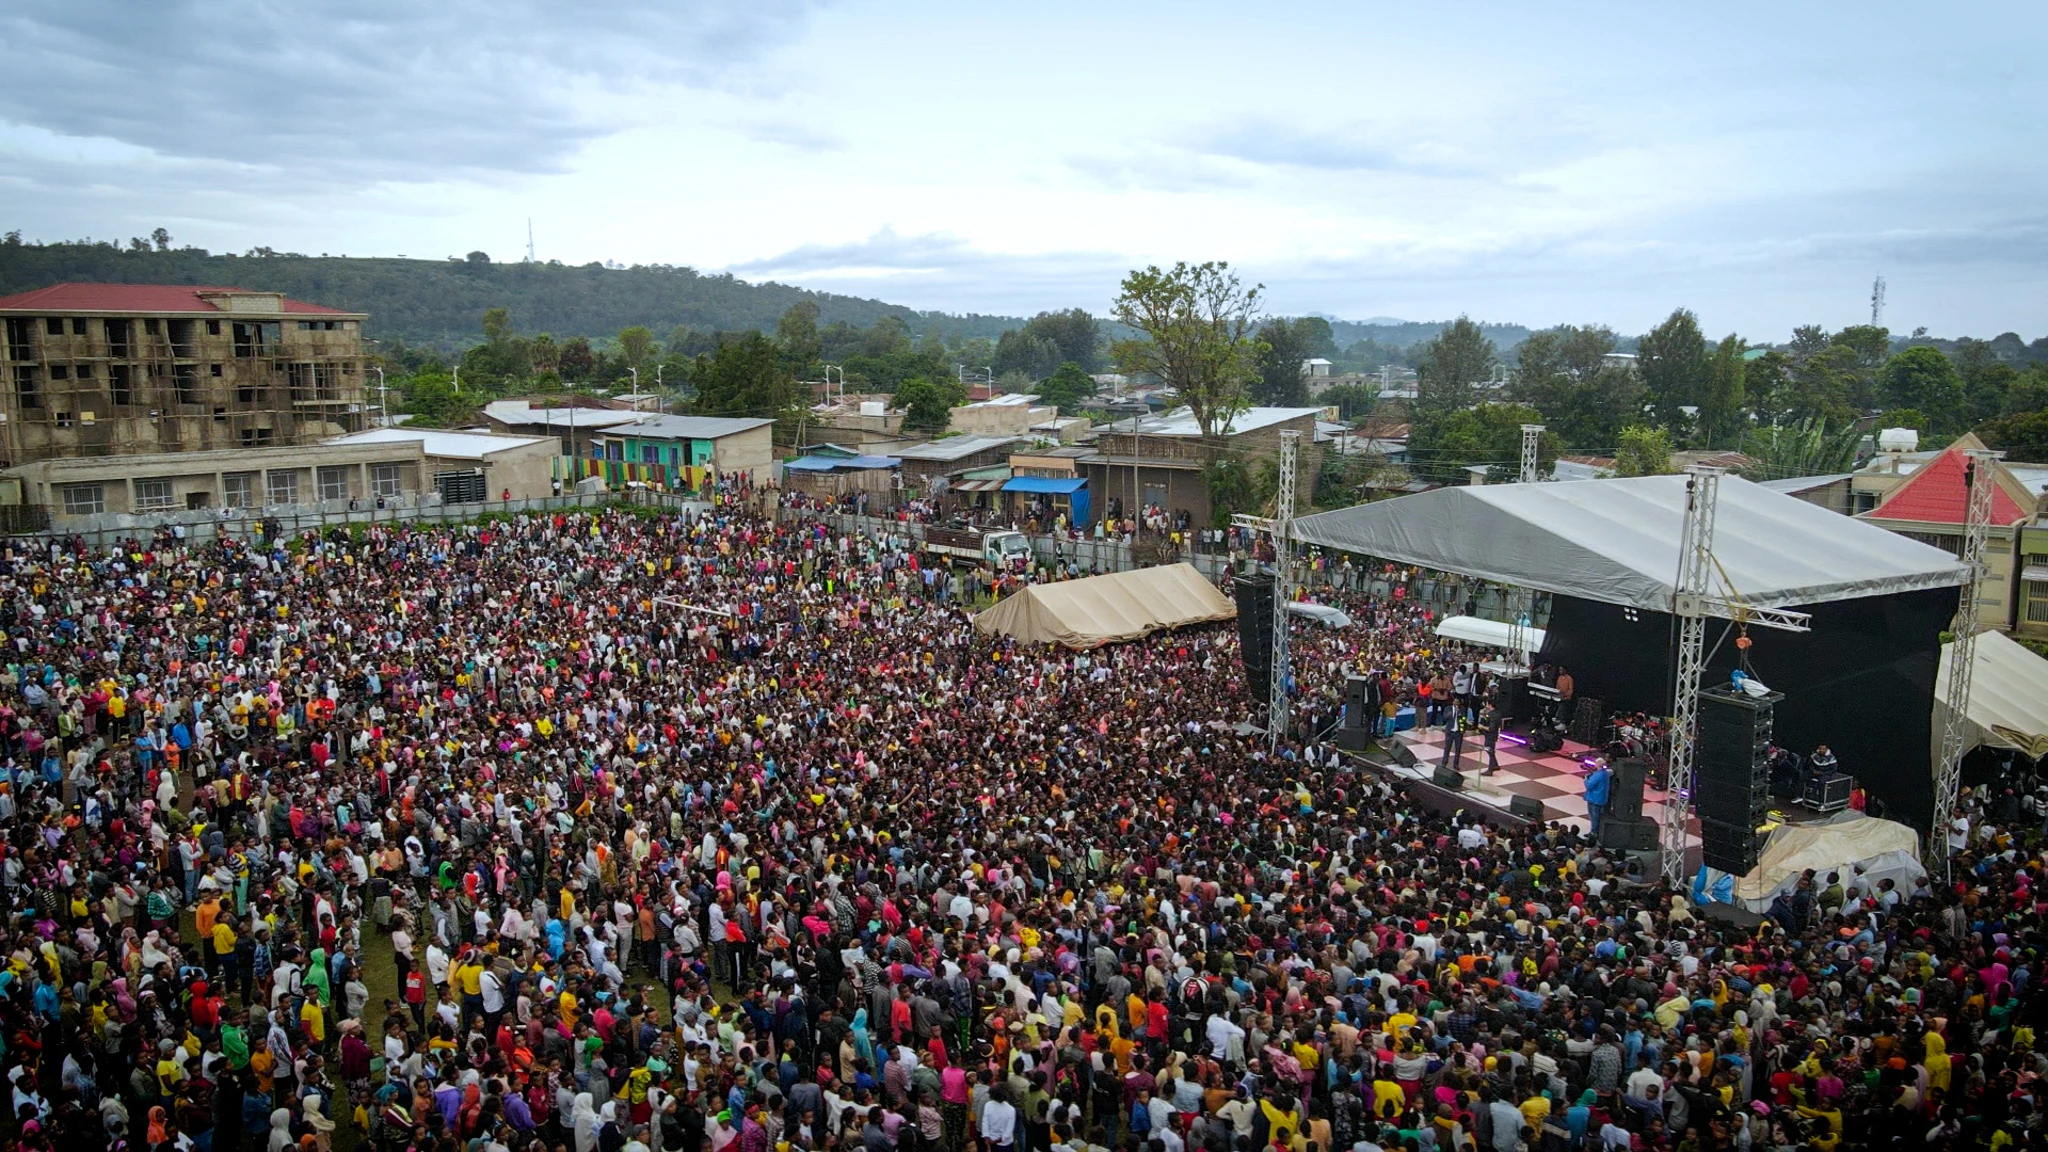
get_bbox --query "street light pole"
[371,366,387,426]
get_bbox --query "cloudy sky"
[1,0,2041,338]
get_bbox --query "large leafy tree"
[993,328,1060,380]
[1740,418,1862,480]
[1637,308,1707,428]
[1016,308,1103,372]
[615,325,657,375]
[1511,324,1641,448]
[690,332,799,420]
[1414,316,1495,419]
[1612,425,1676,477]
[896,375,966,433]
[775,302,823,379]
[1250,317,1321,407]
[1978,410,2048,463]
[1417,402,1549,483]
[1697,335,1748,447]
[1879,346,1966,431]
[1110,261,1264,438]
[1036,361,1095,411]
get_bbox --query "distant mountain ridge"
[0,241,1025,347]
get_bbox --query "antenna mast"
[527,219,536,264]
[1870,274,1886,328]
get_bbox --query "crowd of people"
[0,499,2042,1152]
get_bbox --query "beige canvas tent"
[973,563,1236,649]
[1933,630,2048,761]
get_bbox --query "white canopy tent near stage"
[1292,474,1969,611]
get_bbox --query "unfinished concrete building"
[0,283,369,466]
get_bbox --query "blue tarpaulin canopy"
[1002,476,1086,494]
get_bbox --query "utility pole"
[1930,450,1997,878]
[371,365,387,426]
[1270,430,1299,749]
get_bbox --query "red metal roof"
[1869,443,2029,526]
[0,283,356,316]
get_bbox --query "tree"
[1740,418,1861,480]
[1978,410,2048,464]
[1250,317,1318,407]
[1414,316,1495,419]
[1017,309,1103,372]
[1743,349,1792,424]
[993,328,1060,380]
[1612,425,1676,477]
[896,375,965,433]
[1511,324,1641,448]
[1319,383,1377,422]
[1696,335,1747,447]
[151,227,171,252]
[616,325,657,375]
[1637,309,1707,427]
[466,250,491,267]
[558,337,596,382]
[482,307,514,344]
[775,302,822,379]
[1110,261,1264,438]
[1202,454,1260,524]
[1416,402,1549,483]
[691,332,799,420]
[1878,346,1965,431]
[1037,361,1095,412]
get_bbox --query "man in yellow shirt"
[301,985,329,1050]
[213,917,239,993]
[456,950,485,1031]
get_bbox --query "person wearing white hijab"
[573,1091,600,1152]
[268,1106,294,1152]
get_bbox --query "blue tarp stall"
[1003,476,1089,527]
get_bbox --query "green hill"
[0,239,1022,348]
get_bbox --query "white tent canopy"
[972,563,1236,649]
[1935,630,2048,760]
[1699,811,1925,912]
[1292,475,1969,613]
[1435,615,1547,654]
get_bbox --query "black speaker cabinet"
[1432,763,1464,790]
[1700,817,1764,874]
[1344,673,1371,726]
[1508,793,1545,821]
[1599,817,1659,852]
[1609,759,1647,821]
[1232,574,1276,701]
[1390,741,1421,769]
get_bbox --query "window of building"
[317,466,350,502]
[44,318,63,336]
[60,484,104,515]
[173,364,201,405]
[49,365,68,381]
[70,318,86,336]
[74,363,92,379]
[110,365,133,407]
[434,469,487,504]
[13,366,40,410]
[211,364,223,377]
[2028,576,2048,626]
[104,318,131,357]
[54,411,72,428]
[133,478,175,511]
[223,473,255,508]
[4,318,32,360]
[266,472,300,505]
[370,463,404,497]
[143,318,160,335]
[641,444,662,464]
[239,426,276,447]
[206,319,221,336]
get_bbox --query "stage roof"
[1291,474,1970,612]
[973,563,1235,649]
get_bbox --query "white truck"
[922,525,1033,571]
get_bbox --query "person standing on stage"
[1479,701,1503,776]
[1441,707,1466,771]
[1553,665,1576,729]
[1582,758,1612,837]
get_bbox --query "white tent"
[1934,630,2048,760]
[1287,602,1354,628]
[1435,614,1547,654]
[972,563,1236,649]
[1292,475,1969,612]
[1697,811,1925,912]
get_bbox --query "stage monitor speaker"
[1700,817,1764,874]
[1432,763,1464,791]
[1599,816,1659,852]
[1570,697,1606,745]
[1529,727,1564,754]
[1232,574,1276,702]
[1508,794,1546,821]
[1343,673,1371,729]
[1334,727,1371,752]
[1609,759,1648,821]
[1390,741,1420,769]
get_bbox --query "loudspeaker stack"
[1232,574,1276,702]
[1694,684,1780,874]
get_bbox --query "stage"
[1376,723,1703,852]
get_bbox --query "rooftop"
[326,427,551,460]
[481,400,643,430]
[1865,437,2033,527]
[593,414,777,440]
[961,393,1043,408]
[893,435,1022,462]
[1101,405,1321,437]
[0,282,359,316]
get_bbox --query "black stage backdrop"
[1537,586,1957,830]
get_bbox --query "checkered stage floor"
[1395,725,1701,847]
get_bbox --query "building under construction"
[0,283,369,467]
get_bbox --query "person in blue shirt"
[1583,759,1613,836]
